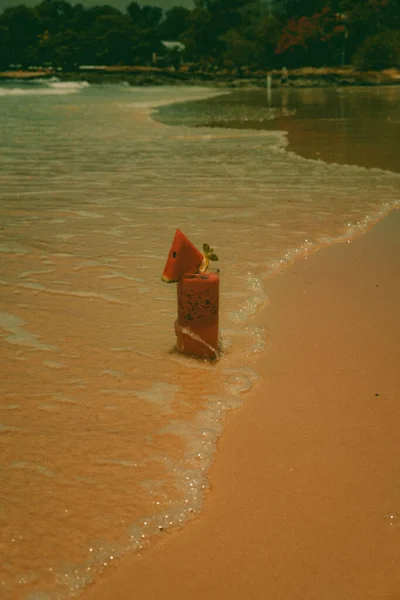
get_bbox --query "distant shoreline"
[1,66,400,88]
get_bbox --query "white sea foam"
[53,393,77,404]
[133,382,180,414]
[0,312,55,351]
[10,461,55,477]
[223,367,260,395]
[43,361,66,369]
[0,85,88,97]
[19,269,56,278]
[0,423,22,433]
[48,81,89,91]
[0,245,28,254]
[54,209,105,218]
[0,80,89,97]
[53,233,82,240]
[18,282,128,305]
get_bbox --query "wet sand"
[81,210,400,600]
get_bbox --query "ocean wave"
[48,80,90,91]
[0,80,89,96]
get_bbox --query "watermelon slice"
[161,229,204,283]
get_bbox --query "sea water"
[156,84,400,172]
[0,79,399,600]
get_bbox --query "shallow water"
[156,85,400,173]
[0,79,399,600]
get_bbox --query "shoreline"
[1,66,399,88]
[78,81,400,596]
[81,208,400,600]
[4,77,398,599]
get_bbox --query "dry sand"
[82,210,400,600]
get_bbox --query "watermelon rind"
[161,229,203,283]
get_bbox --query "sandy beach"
[78,210,400,600]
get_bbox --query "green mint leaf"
[208,253,219,261]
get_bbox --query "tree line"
[0,0,399,72]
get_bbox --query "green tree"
[182,0,249,65]
[97,24,136,65]
[38,28,84,69]
[181,6,217,63]
[34,0,74,34]
[220,1,282,70]
[0,25,11,68]
[0,5,41,66]
[253,14,282,68]
[221,28,255,69]
[1,0,396,71]
[84,10,133,64]
[353,29,400,70]
[159,6,191,41]
[276,6,345,67]
[126,2,163,64]
[340,0,400,61]
[282,0,327,18]
[126,2,162,28]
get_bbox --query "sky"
[0,0,194,13]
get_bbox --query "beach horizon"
[1,66,399,89]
